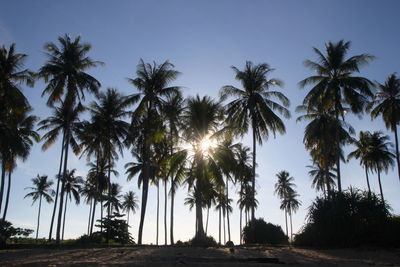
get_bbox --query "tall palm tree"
[88,88,131,242]
[24,175,55,241]
[38,101,84,240]
[369,74,400,182]
[127,59,180,244]
[122,191,138,226]
[80,180,97,235]
[348,131,374,193]
[281,190,301,242]
[274,171,295,238]
[0,106,39,221]
[61,169,83,240]
[368,131,395,205]
[300,40,374,191]
[103,183,122,214]
[0,43,34,216]
[220,61,290,221]
[39,34,102,244]
[307,164,336,197]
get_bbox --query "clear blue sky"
[1,0,400,244]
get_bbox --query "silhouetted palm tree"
[307,164,336,197]
[127,59,180,244]
[103,183,122,214]
[369,74,400,182]
[61,169,83,240]
[300,40,374,191]
[80,180,97,235]
[274,171,295,238]
[122,191,138,226]
[24,175,55,241]
[281,190,301,242]
[368,132,395,205]
[220,61,290,221]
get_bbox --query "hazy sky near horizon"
[1,0,400,244]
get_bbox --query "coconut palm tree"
[307,164,336,197]
[39,34,103,107]
[368,131,395,205]
[80,180,97,235]
[369,74,400,182]
[220,61,290,221]
[103,183,122,214]
[300,40,374,191]
[274,171,295,238]
[38,102,84,241]
[0,43,34,216]
[122,191,138,226]
[24,175,55,241]
[281,190,301,242]
[61,169,83,240]
[127,59,180,244]
[0,106,39,221]
[348,131,374,193]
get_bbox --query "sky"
[1,0,400,245]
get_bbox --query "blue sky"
[1,0,400,244]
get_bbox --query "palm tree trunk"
[223,212,226,244]
[138,175,149,244]
[226,177,231,242]
[87,198,93,235]
[49,133,65,241]
[170,187,174,245]
[164,179,167,245]
[56,133,70,245]
[290,211,293,243]
[239,207,242,245]
[285,209,288,238]
[335,108,342,192]
[62,196,68,241]
[0,165,6,215]
[2,170,12,221]
[205,206,209,235]
[36,195,42,241]
[100,199,103,233]
[127,209,130,226]
[251,123,256,221]
[377,169,385,205]
[218,207,221,244]
[156,180,159,245]
[90,199,96,235]
[195,187,205,238]
[106,155,112,244]
[364,165,371,194]
[393,124,400,182]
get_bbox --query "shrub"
[294,188,399,247]
[94,212,134,244]
[242,218,288,245]
[0,220,33,249]
[225,240,234,247]
[188,235,217,247]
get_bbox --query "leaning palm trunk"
[138,172,149,244]
[49,133,65,240]
[0,165,6,215]
[87,198,93,235]
[364,165,371,194]
[90,200,96,235]
[62,197,68,240]
[377,169,385,205]
[393,125,400,182]
[36,195,42,241]
[56,133,70,244]
[2,171,12,221]
[205,206,209,235]
[164,179,167,245]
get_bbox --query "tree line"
[1,35,399,245]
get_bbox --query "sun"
[200,135,217,154]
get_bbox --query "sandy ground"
[0,246,399,266]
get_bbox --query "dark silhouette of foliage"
[188,234,217,247]
[242,218,288,245]
[294,188,399,247]
[0,220,33,248]
[94,212,133,244]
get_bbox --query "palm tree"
[281,190,301,242]
[127,59,180,244]
[348,131,374,193]
[368,131,395,205]
[307,164,336,197]
[300,40,374,191]
[39,34,102,244]
[103,183,122,214]
[88,88,131,242]
[0,106,39,221]
[61,169,83,240]
[274,171,295,238]
[80,180,97,235]
[220,61,290,221]
[122,191,138,226]
[0,43,34,216]
[369,74,400,182]
[38,101,84,240]
[215,191,233,245]
[24,175,55,241]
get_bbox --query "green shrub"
[188,235,217,247]
[242,218,288,245]
[294,188,398,247]
[0,220,33,249]
[94,212,134,244]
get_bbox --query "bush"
[76,233,105,245]
[0,220,33,249]
[188,235,217,247]
[242,218,288,245]
[94,212,134,244]
[294,188,399,247]
[225,240,234,247]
